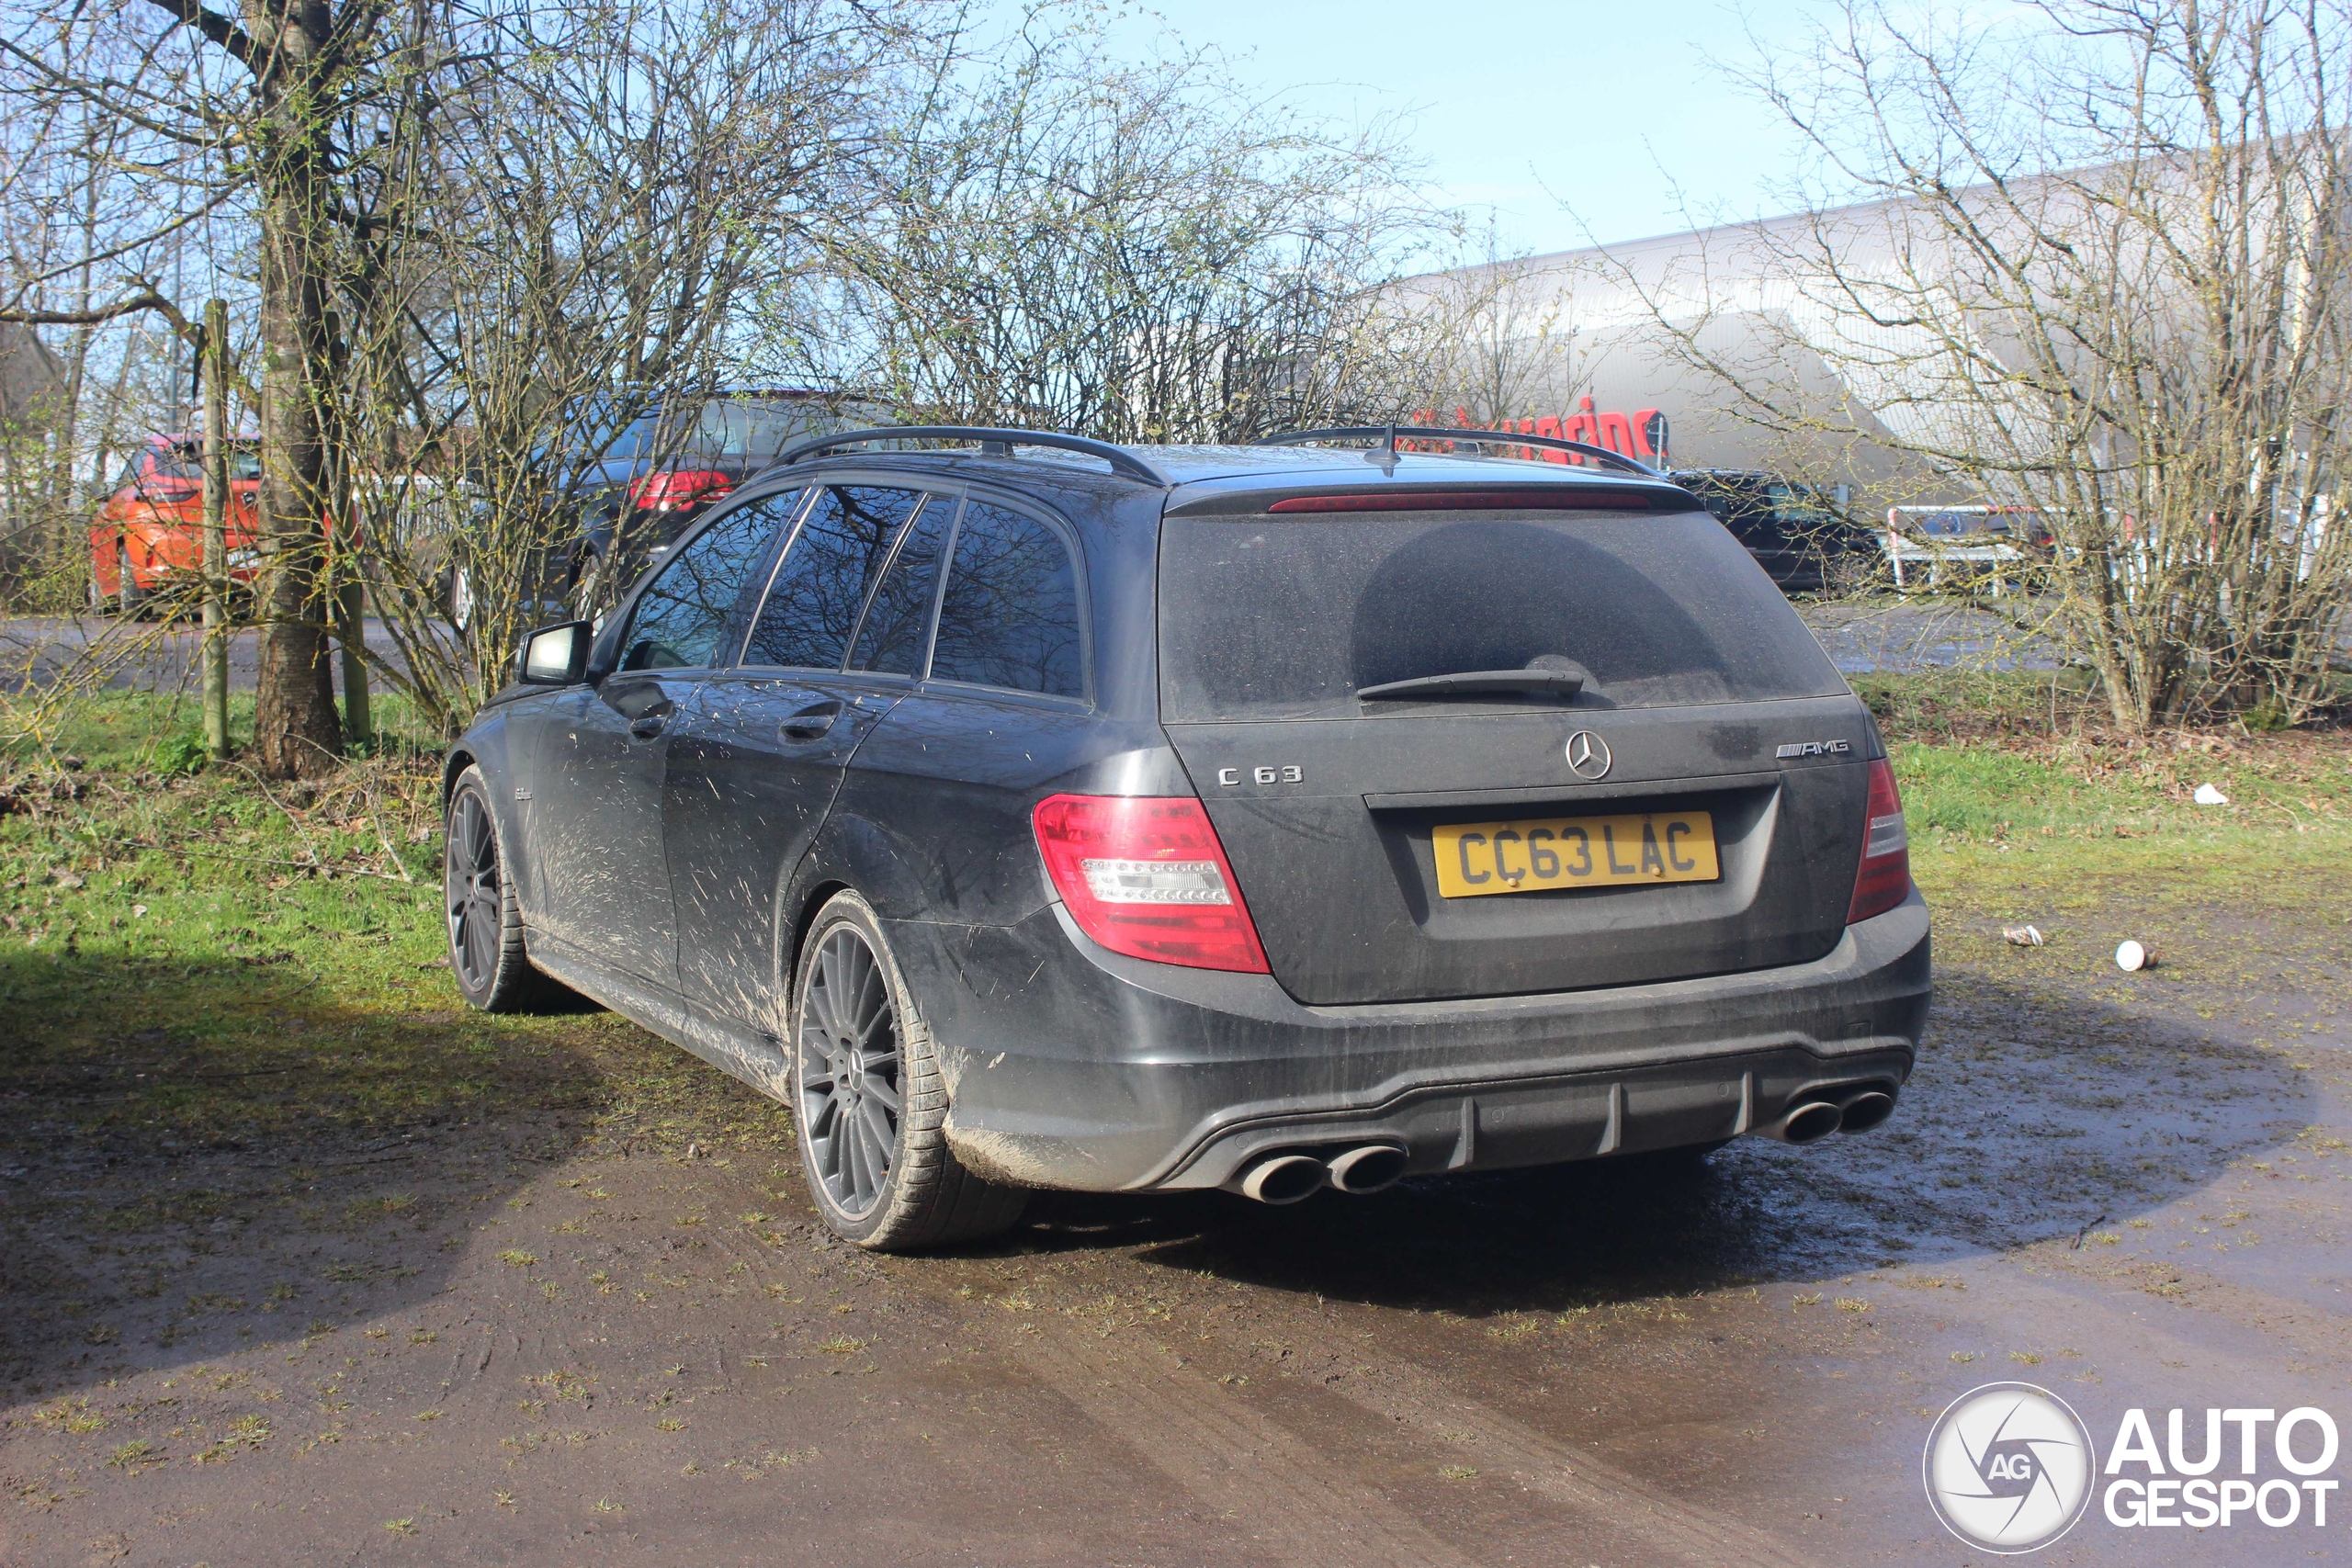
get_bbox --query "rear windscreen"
[1158,509,1845,721]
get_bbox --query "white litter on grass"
[2002,925,2045,947]
[2193,783,2230,806]
[2115,940,2155,972]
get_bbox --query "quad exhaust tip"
[1237,1153,1326,1205]
[1767,1100,1845,1145]
[1232,1144,1410,1203]
[1760,1086,1898,1145]
[1838,1089,1895,1133]
[1327,1144,1408,1195]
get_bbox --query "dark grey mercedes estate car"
[443,425,1930,1250]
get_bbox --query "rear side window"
[848,497,953,676]
[618,491,799,671]
[931,501,1083,698]
[1157,509,1843,720]
[743,485,926,670]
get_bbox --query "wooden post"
[201,298,231,760]
[338,562,372,746]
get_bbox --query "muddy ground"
[6,880,2350,1567]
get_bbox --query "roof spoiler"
[1254,424,1659,478]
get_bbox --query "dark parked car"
[443,426,1930,1250]
[539,389,892,612]
[1672,469,1880,592]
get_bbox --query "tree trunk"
[202,298,232,759]
[245,0,343,779]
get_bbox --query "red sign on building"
[1414,397,1668,466]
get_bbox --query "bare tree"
[336,0,912,735]
[0,0,409,773]
[1622,0,2352,727]
[0,11,206,600]
[3,0,1478,756]
[0,0,918,746]
[793,17,1450,441]
[1395,231,1597,429]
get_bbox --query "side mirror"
[516,620,593,685]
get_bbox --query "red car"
[88,434,263,614]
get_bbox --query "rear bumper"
[107,526,262,583]
[885,891,1930,1193]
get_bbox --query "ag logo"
[1923,1382,2097,1553]
[1564,730,1611,781]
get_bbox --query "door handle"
[779,700,842,740]
[628,714,669,740]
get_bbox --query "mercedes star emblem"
[1565,730,1612,781]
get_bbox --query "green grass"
[0,707,782,1159]
[23,688,452,776]
[3,680,2346,1153]
[1890,719,2352,917]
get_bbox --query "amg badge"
[1775,739,1853,759]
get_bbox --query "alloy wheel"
[444,787,503,992]
[797,926,904,1219]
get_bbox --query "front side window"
[742,485,927,670]
[695,401,796,463]
[930,501,1083,698]
[1767,481,1835,529]
[618,490,801,671]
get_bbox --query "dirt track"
[6,891,2350,1566]
[0,601,2045,701]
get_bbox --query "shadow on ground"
[1008,967,2314,1314]
[0,944,758,1404]
[2,938,2316,1406]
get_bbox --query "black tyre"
[569,547,608,619]
[443,563,475,634]
[443,765,570,1012]
[115,547,146,618]
[792,891,1026,1251]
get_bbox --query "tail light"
[629,469,732,513]
[1032,795,1270,973]
[1846,757,1912,924]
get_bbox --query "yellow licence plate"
[1431,812,1720,898]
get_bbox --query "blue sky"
[1072,0,1840,254]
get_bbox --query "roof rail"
[1255,424,1659,478]
[770,425,1170,487]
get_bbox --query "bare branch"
[141,0,255,72]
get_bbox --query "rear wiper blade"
[1356,660,1589,701]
